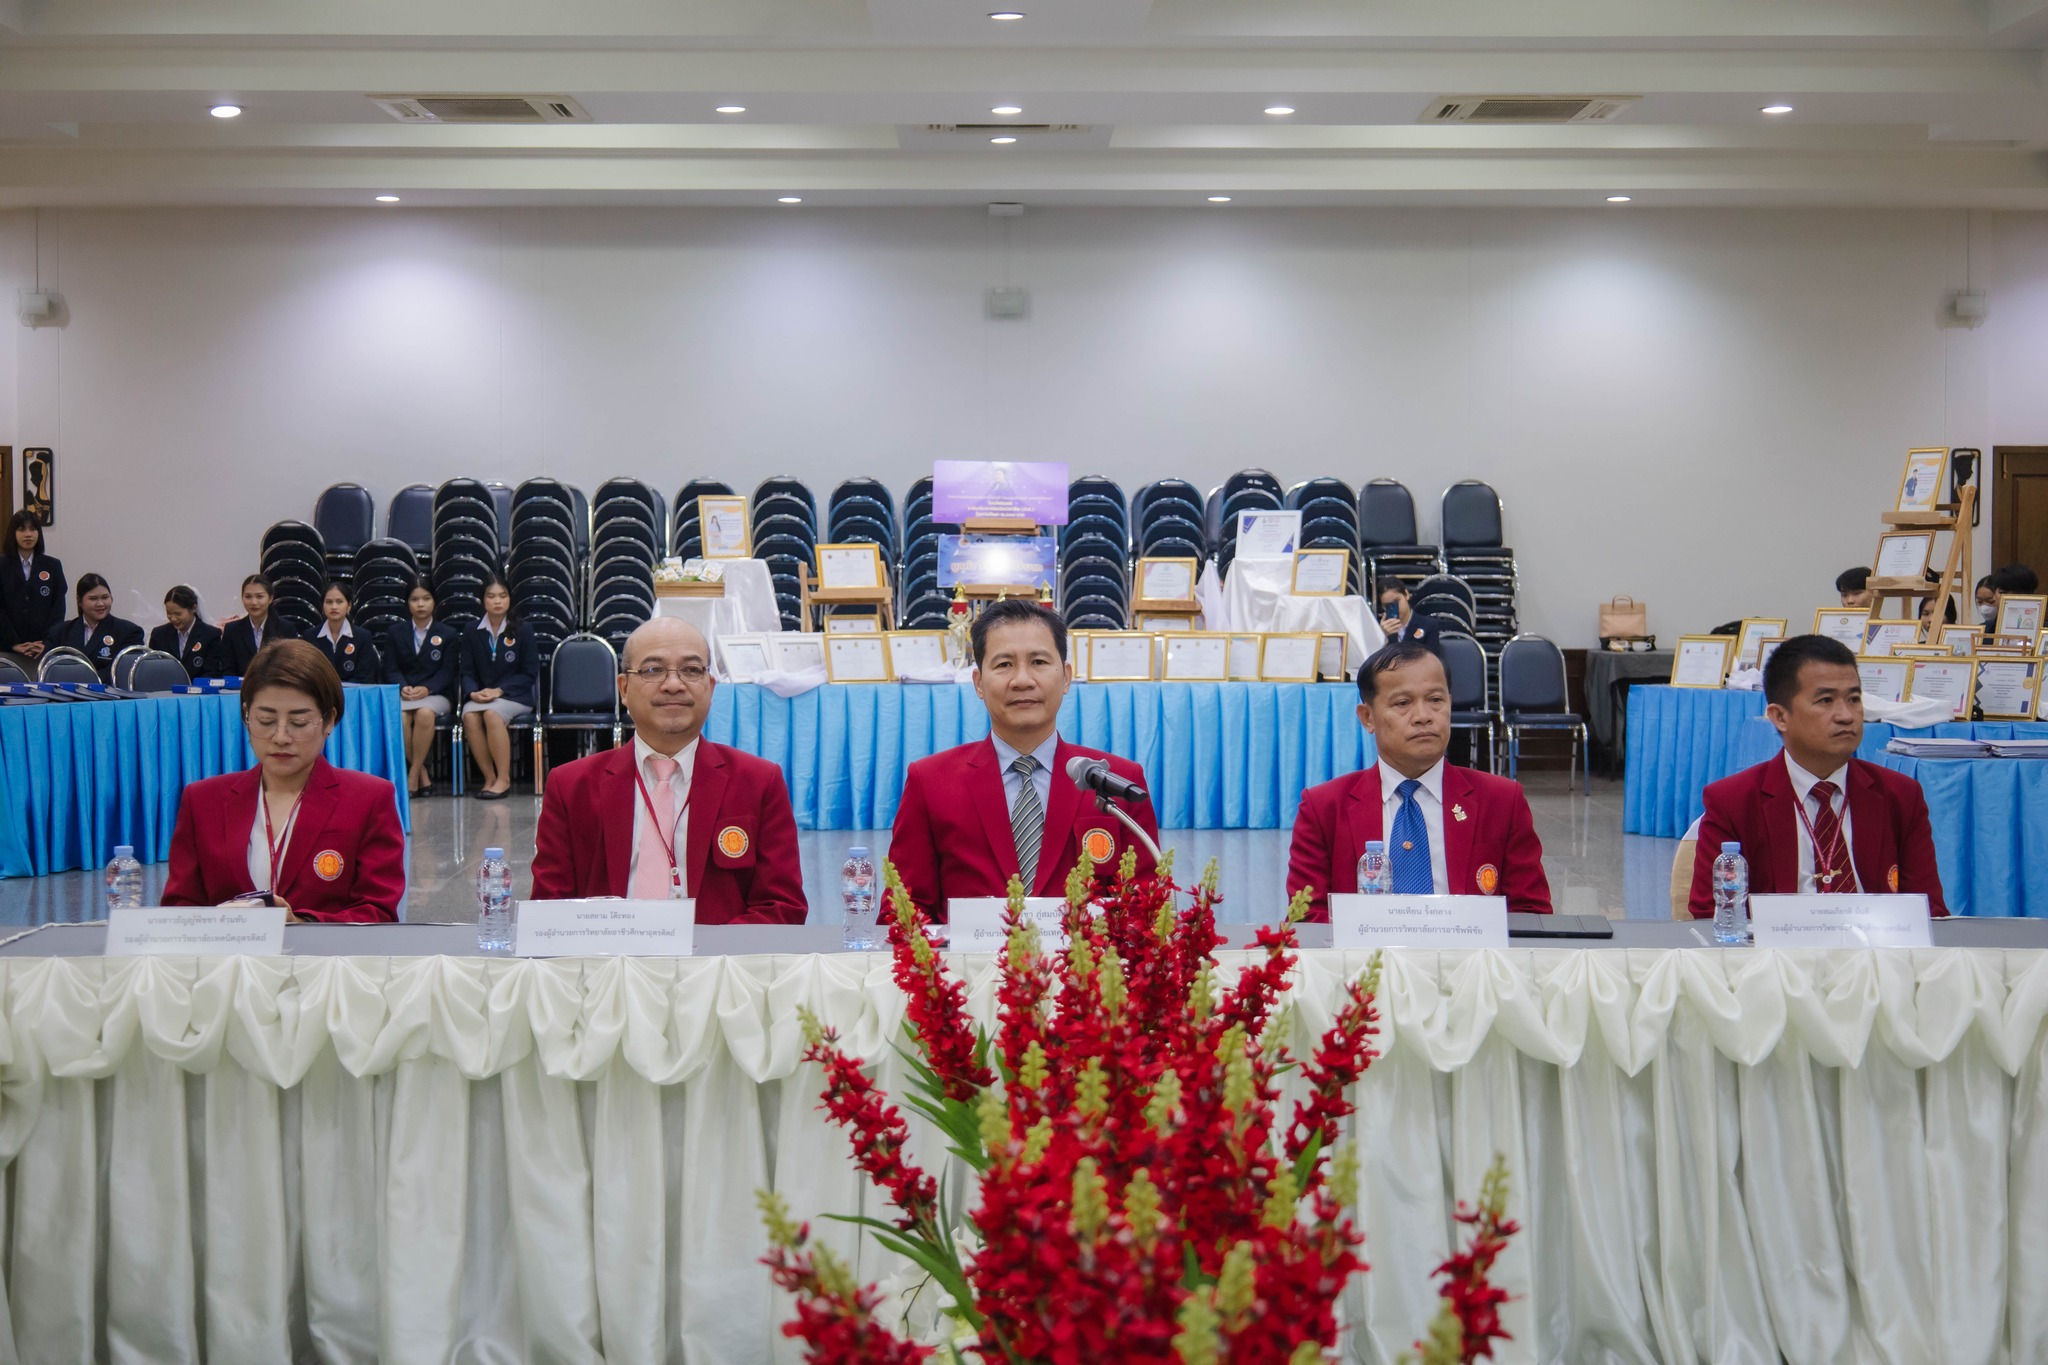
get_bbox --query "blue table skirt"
[0,687,411,879]
[701,681,1375,832]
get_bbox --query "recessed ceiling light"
[715,105,747,114]
[990,135,1018,144]
[988,10,1025,19]
[1207,195,1233,203]
[1606,195,1632,203]
[991,105,1023,116]
[1760,104,1794,115]
[1263,106,1295,116]
[777,196,802,203]
[210,104,242,119]
[375,195,401,203]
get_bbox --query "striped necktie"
[1010,754,1044,891]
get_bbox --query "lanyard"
[1791,785,1859,892]
[260,785,306,893]
[631,758,694,898]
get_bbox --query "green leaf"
[1291,1131,1324,1192]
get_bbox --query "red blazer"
[1285,763,1553,922]
[161,760,405,923]
[889,737,1161,922]
[1687,754,1947,918]
[529,740,807,925]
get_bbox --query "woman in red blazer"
[162,639,405,923]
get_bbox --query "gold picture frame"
[1906,657,1976,720]
[1289,548,1350,598]
[1894,448,1949,515]
[1976,659,2042,720]
[1813,607,1873,651]
[823,633,894,683]
[1162,632,1231,681]
[815,542,887,592]
[1862,620,1923,657]
[1133,557,1198,608]
[696,494,752,559]
[1855,656,1912,703]
[1995,593,2047,638]
[1317,632,1349,681]
[1938,624,1980,658]
[1086,631,1156,682]
[1735,617,1788,669]
[1669,635,1736,688]
[1871,530,1935,583]
[1888,644,1950,660]
[885,630,950,675]
[1258,633,1321,683]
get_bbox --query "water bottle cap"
[1721,842,1741,854]
[1364,840,1384,853]
[484,847,505,859]
[113,845,134,859]
[847,846,869,858]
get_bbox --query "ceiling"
[5,0,2048,209]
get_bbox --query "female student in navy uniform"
[45,573,145,681]
[148,584,223,679]
[214,574,305,676]
[1,509,65,664]
[458,574,539,799]
[306,580,385,686]
[384,580,457,797]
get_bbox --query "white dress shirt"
[628,735,699,894]
[246,787,304,893]
[990,732,1059,817]
[321,619,352,647]
[1375,758,1451,894]
[1784,753,1859,893]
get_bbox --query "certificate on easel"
[1938,624,1979,657]
[1259,633,1320,682]
[1234,510,1302,561]
[1813,608,1872,651]
[1089,632,1155,681]
[1134,557,1197,607]
[718,634,773,682]
[824,634,893,683]
[1996,593,2046,637]
[698,495,752,559]
[1907,658,1974,718]
[1290,548,1349,597]
[1316,633,1349,681]
[1976,659,2042,719]
[1163,633,1230,681]
[1872,531,1934,582]
[1862,620,1922,657]
[1670,635,1735,687]
[1856,656,1911,703]
[817,543,886,591]
[1735,618,1787,668]
[1894,448,1949,515]
[1228,633,1264,681]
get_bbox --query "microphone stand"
[1094,791,1163,865]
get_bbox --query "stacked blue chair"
[430,479,500,629]
[590,478,662,651]
[670,479,735,560]
[1061,475,1130,629]
[485,481,515,548]
[1213,469,1284,580]
[386,484,436,566]
[752,476,818,631]
[1358,478,1443,603]
[258,521,327,631]
[1133,478,1208,565]
[312,483,376,588]
[1441,480,1519,661]
[510,478,585,665]
[1286,476,1362,594]
[900,476,955,628]
[351,537,422,639]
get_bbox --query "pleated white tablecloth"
[2,946,2045,1365]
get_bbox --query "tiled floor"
[0,770,1684,928]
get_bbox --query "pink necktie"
[630,755,681,899]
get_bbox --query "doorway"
[1991,447,2048,585]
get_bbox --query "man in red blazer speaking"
[889,599,1160,921]
[530,616,807,923]
[1287,641,1552,922]
[1687,633,1947,917]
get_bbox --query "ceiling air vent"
[1422,95,1637,124]
[371,95,592,124]
[922,124,1089,135]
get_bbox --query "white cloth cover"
[1217,559,1387,668]
[652,560,785,644]
[3,946,2047,1365]
[1863,695,1957,728]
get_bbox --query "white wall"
[2,203,2039,643]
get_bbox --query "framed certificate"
[1894,448,1948,515]
[1670,635,1735,688]
[2039,627,2048,658]
[816,543,885,591]
[1228,633,1264,681]
[718,633,772,682]
[1907,658,1974,718]
[698,494,752,559]
[1756,638,1786,674]
[769,633,825,675]
[1856,656,1912,703]
[1735,618,1787,669]
[824,614,881,635]
[1888,644,1950,659]
[1938,624,1980,657]
[1135,557,1196,605]
[1290,548,1349,597]
[1234,510,1302,561]
[887,631,949,675]
[1813,607,1872,650]
[1980,634,2034,657]
[1259,633,1320,682]
[1317,632,1349,681]
[1139,614,1196,632]
[1996,593,2046,637]
[1163,632,1230,681]
[1862,620,1922,657]
[1088,632,1155,682]
[1872,531,1934,581]
[1976,659,2042,720]
[824,634,893,683]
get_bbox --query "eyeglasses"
[625,663,711,684]
[248,714,324,737]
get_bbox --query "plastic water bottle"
[1712,842,1750,945]
[104,845,143,911]
[841,846,880,950]
[475,847,515,953]
[1356,839,1392,895]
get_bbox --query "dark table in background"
[1584,648,1673,774]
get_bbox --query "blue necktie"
[1389,778,1433,894]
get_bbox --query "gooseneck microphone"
[1066,755,1148,804]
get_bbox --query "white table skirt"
[651,558,784,645]
[1216,558,1386,669]
[3,946,2046,1365]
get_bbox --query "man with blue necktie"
[1286,641,1553,922]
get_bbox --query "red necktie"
[1808,780,1851,893]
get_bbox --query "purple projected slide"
[931,460,1070,524]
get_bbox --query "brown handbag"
[1599,595,1648,639]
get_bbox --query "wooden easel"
[798,565,894,633]
[1871,479,1976,635]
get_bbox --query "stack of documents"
[1987,740,2048,759]
[1885,737,1994,759]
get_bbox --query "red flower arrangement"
[761,852,1516,1364]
